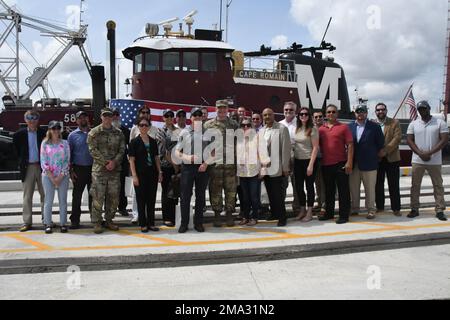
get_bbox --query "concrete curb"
[1,232,450,275]
[1,165,450,191]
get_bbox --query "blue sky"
[1,0,448,117]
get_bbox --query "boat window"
[134,54,143,73]
[145,52,160,71]
[163,52,180,71]
[202,53,217,72]
[183,52,199,72]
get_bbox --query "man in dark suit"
[348,105,385,220]
[12,110,47,232]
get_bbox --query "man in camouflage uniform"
[87,108,125,234]
[204,100,239,227]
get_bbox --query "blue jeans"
[240,176,261,220]
[42,175,69,226]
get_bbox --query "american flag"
[110,99,218,129]
[405,90,418,121]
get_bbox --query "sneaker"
[19,225,31,232]
[367,212,376,220]
[131,216,138,224]
[407,210,419,219]
[93,224,104,234]
[105,223,119,231]
[436,212,448,222]
[45,226,53,234]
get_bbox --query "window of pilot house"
[134,54,143,73]
[183,52,199,72]
[145,52,159,71]
[163,52,180,71]
[201,53,217,72]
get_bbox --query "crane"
[0,0,92,105]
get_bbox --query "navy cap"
[76,111,88,118]
[191,107,203,117]
[163,109,175,117]
[176,109,187,117]
[417,101,431,109]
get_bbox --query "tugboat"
[112,12,352,125]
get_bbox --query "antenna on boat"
[320,17,332,47]
[158,17,179,36]
[225,0,233,42]
[183,10,198,37]
[79,0,85,26]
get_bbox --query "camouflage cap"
[216,100,229,108]
[101,108,113,116]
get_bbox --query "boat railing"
[233,57,297,82]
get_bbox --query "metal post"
[15,13,19,101]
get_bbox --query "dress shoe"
[105,223,119,231]
[407,210,419,219]
[336,218,349,225]
[70,223,80,230]
[277,220,287,227]
[194,225,205,233]
[436,212,448,221]
[214,212,223,228]
[148,226,160,232]
[393,211,402,217]
[19,225,32,232]
[318,215,334,221]
[60,226,68,233]
[178,225,188,233]
[266,215,278,221]
[118,210,129,217]
[247,219,258,226]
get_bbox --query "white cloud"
[290,0,448,113]
[271,35,288,49]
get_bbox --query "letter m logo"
[296,65,342,110]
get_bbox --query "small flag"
[405,90,417,121]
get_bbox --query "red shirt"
[319,121,353,166]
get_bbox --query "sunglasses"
[356,110,367,114]
[314,116,323,119]
[26,115,39,121]
[51,127,62,131]
[139,123,149,128]
[299,113,309,117]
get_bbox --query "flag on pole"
[405,89,418,121]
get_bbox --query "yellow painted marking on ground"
[350,221,409,229]
[117,230,184,245]
[1,220,449,254]
[5,234,54,251]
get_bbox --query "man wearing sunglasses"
[13,110,47,232]
[87,108,126,234]
[373,103,402,217]
[348,105,385,220]
[319,105,354,224]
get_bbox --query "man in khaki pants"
[348,105,385,219]
[12,110,46,232]
[407,101,449,221]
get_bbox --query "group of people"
[12,98,449,235]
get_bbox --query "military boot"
[93,223,104,234]
[213,212,223,228]
[226,211,235,227]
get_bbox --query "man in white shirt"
[407,101,449,221]
[279,101,301,214]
